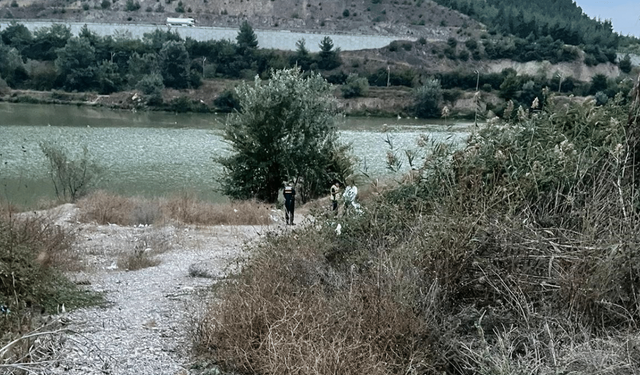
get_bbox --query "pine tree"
[236,21,258,55]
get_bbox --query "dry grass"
[162,193,272,225]
[77,190,137,225]
[194,229,444,374]
[77,191,272,226]
[0,205,102,370]
[117,249,161,271]
[115,232,171,271]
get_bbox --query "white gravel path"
[39,204,275,375]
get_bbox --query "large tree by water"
[218,68,353,203]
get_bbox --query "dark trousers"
[285,200,295,224]
[332,200,338,213]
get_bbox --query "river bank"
[0,79,485,118]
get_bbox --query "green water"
[0,102,470,207]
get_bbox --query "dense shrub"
[367,68,415,87]
[619,54,633,73]
[218,68,354,203]
[341,73,369,98]
[0,208,102,358]
[212,88,240,112]
[413,78,442,118]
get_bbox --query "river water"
[0,102,470,207]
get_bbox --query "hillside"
[1,0,482,39]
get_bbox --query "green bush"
[619,54,633,74]
[341,73,369,98]
[413,78,442,118]
[136,73,164,104]
[168,95,194,113]
[213,88,240,112]
[218,68,354,203]
[125,0,140,10]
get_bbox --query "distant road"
[0,20,414,52]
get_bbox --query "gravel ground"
[35,204,277,375]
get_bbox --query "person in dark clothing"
[330,181,340,214]
[283,181,296,225]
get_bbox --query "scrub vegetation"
[76,190,273,226]
[0,206,103,368]
[39,141,102,203]
[193,81,640,373]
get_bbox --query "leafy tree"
[27,60,58,91]
[136,73,164,94]
[96,60,123,94]
[143,29,182,52]
[55,37,98,91]
[127,52,158,86]
[218,68,353,203]
[79,24,101,46]
[126,0,141,11]
[499,72,520,100]
[589,73,608,95]
[0,43,28,87]
[158,40,190,89]
[413,78,443,118]
[317,36,341,70]
[0,22,32,54]
[27,24,72,61]
[136,73,164,105]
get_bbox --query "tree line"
[0,21,342,96]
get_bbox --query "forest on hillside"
[432,0,640,64]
